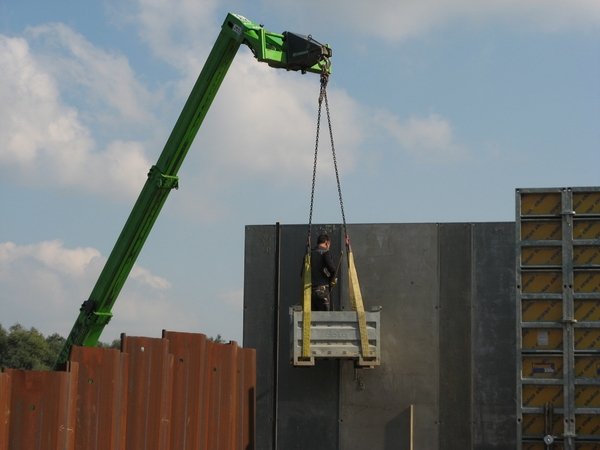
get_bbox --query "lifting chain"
[307,62,348,246]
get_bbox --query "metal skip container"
[289,307,381,368]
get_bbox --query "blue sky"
[1,0,598,345]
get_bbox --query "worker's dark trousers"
[311,286,331,311]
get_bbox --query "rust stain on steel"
[3,363,78,450]
[69,346,128,450]
[0,331,255,450]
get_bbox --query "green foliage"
[0,324,55,370]
[0,324,121,371]
[96,339,121,349]
[208,334,225,344]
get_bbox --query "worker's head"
[317,234,330,248]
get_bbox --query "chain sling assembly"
[297,63,375,366]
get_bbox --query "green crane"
[54,13,331,368]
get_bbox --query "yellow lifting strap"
[347,248,371,359]
[301,249,312,359]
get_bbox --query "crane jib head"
[283,32,332,74]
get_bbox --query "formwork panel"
[573,192,600,215]
[245,221,518,449]
[521,413,564,436]
[471,222,517,450]
[521,221,562,240]
[242,224,277,450]
[573,247,600,265]
[573,221,600,240]
[517,187,600,450]
[69,346,128,450]
[575,357,600,378]
[522,443,565,450]
[275,224,341,450]
[522,356,564,378]
[575,329,600,350]
[520,193,562,216]
[522,385,564,407]
[575,301,600,322]
[339,223,440,450]
[438,223,472,450]
[521,272,563,293]
[521,247,562,266]
[522,300,563,322]
[522,328,563,350]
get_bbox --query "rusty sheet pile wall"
[0,331,256,450]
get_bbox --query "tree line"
[0,323,120,371]
[0,323,226,371]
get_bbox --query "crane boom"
[54,13,331,368]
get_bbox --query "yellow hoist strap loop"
[301,251,312,358]
[347,250,371,359]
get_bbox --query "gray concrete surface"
[243,222,516,450]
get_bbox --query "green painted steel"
[55,13,331,368]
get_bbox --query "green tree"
[0,324,52,370]
[209,334,225,344]
[44,333,66,368]
[96,339,121,349]
[0,324,7,360]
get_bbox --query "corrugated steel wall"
[0,331,255,450]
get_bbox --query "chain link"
[307,66,348,244]
[323,81,348,240]
[307,75,326,244]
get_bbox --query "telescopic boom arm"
[54,13,331,368]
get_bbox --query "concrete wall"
[243,222,516,449]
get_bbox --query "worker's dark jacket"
[311,246,336,287]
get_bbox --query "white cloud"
[376,111,468,162]
[0,31,153,199]
[192,54,362,183]
[28,23,156,124]
[264,0,600,40]
[217,287,244,311]
[0,240,182,341]
[133,0,220,74]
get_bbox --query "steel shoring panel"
[162,331,211,450]
[207,341,238,450]
[69,346,128,450]
[517,187,600,449]
[0,332,256,450]
[4,363,78,450]
[121,335,173,450]
[0,372,10,450]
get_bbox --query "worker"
[311,234,337,311]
